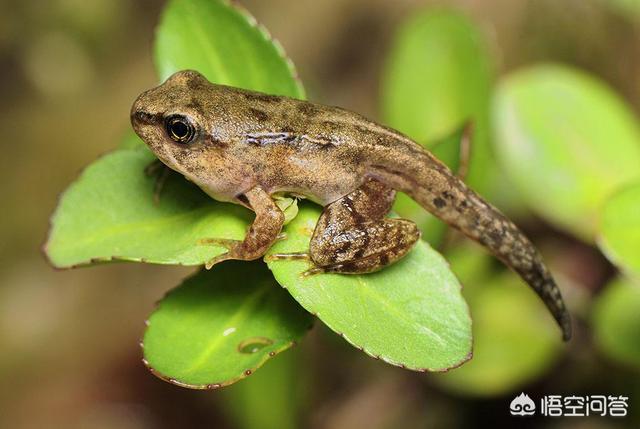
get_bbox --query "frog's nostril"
[134,110,154,124]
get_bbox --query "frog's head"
[131,70,219,175]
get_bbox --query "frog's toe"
[198,238,240,248]
[265,252,309,261]
[205,252,232,270]
[301,266,326,278]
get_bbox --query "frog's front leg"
[144,159,171,204]
[202,186,285,269]
[270,178,420,275]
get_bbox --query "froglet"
[131,70,571,341]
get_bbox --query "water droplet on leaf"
[237,337,273,354]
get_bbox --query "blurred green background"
[2,0,640,427]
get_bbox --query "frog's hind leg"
[271,178,420,275]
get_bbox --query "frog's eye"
[165,115,195,144]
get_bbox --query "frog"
[131,70,571,341]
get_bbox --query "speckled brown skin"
[131,70,571,341]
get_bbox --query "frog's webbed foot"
[144,159,170,205]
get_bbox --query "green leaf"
[381,8,494,192]
[45,147,301,268]
[265,203,472,371]
[45,148,252,267]
[599,0,640,19]
[393,125,469,246]
[155,0,305,99]
[493,64,640,239]
[274,195,299,225]
[436,245,563,396]
[598,182,640,277]
[219,349,305,429]
[592,277,640,368]
[142,261,313,388]
[429,123,470,176]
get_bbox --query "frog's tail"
[370,147,572,341]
